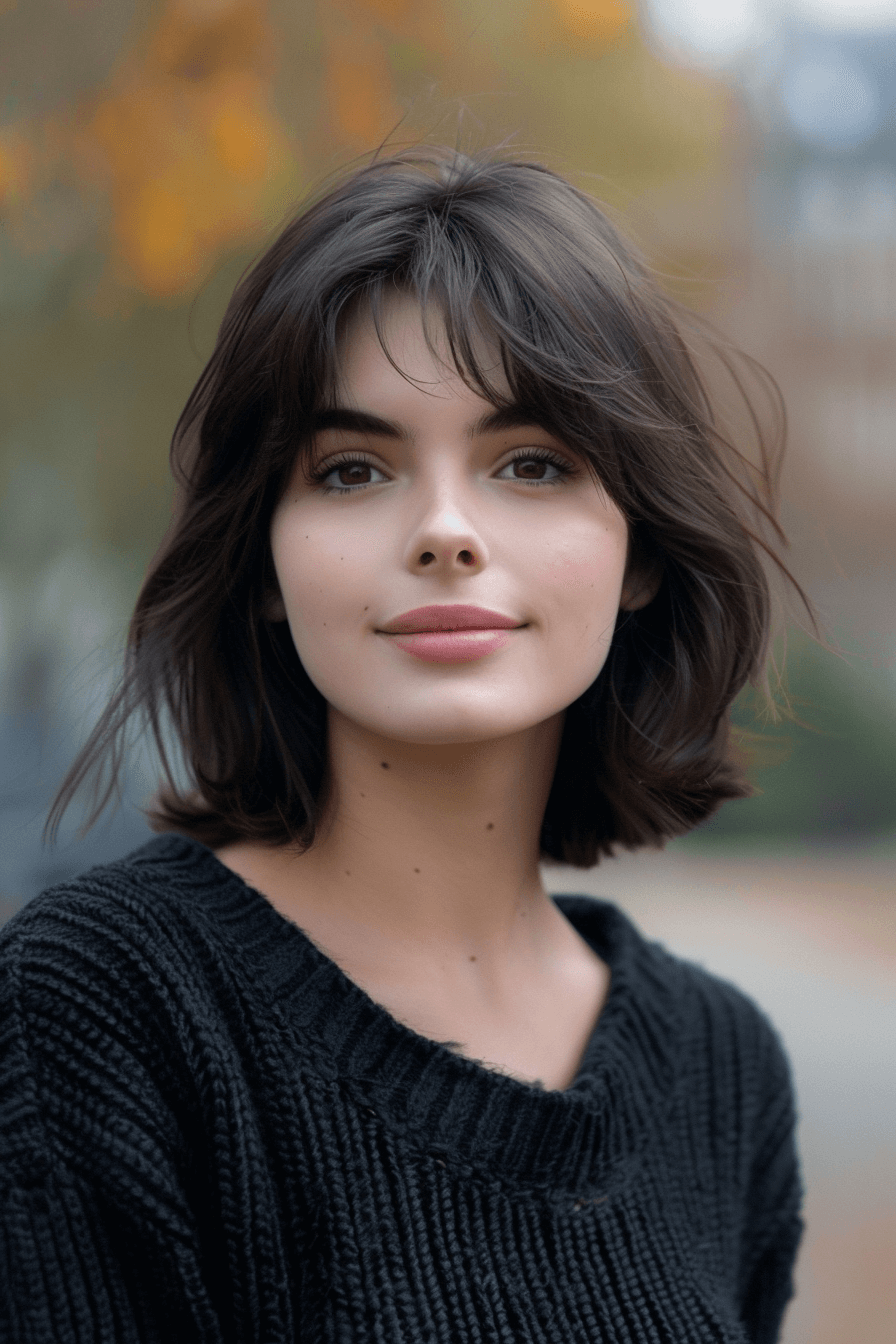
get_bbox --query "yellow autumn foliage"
[325,41,401,143]
[0,0,726,299]
[83,0,290,296]
[547,0,631,45]
[0,129,32,205]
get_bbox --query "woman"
[1,148,804,1342]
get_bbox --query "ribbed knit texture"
[0,835,802,1343]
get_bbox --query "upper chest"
[342,942,611,1091]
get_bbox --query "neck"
[283,708,565,955]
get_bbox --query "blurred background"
[0,0,894,1337]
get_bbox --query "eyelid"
[495,445,577,473]
[310,448,391,476]
[498,443,573,461]
[309,444,577,488]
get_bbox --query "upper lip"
[379,605,524,634]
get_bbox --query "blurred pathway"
[543,840,896,1344]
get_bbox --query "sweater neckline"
[153,834,683,1197]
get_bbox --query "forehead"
[333,292,511,412]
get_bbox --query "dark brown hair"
[49,146,806,866]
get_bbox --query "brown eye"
[337,462,372,485]
[514,459,549,480]
[497,453,569,484]
[317,458,388,491]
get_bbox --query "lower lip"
[386,629,516,663]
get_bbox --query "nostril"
[458,550,475,566]
[420,552,436,566]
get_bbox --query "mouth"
[378,604,524,635]
[377,605,526,665]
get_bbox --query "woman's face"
[270,294,633,746]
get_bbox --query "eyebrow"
[310,404,548,441]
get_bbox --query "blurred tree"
[84,0,292,296]
[691,633,896,845]
[2,0,731,303]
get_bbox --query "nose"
[402,484,488,575]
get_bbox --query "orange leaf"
[327,51,396,142]
[548,0,631,44]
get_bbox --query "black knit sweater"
[0,835,802,1343]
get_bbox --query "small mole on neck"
[380,761,390,769]
[469,955,477,962]
[485,822,494,830]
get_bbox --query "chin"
[356,701,561,746]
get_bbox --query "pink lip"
[378,605,525,664]
[379,605,522,634]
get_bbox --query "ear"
[619,550,663,612]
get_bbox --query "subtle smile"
[377,605,526,664]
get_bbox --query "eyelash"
[311,448,576,495]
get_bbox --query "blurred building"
[754,20,896,505]
[643,0,896,579]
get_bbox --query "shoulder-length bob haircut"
[50,146,804,867]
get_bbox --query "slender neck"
[293,707,566,955]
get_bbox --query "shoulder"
[0,835,242,1178]
[558,893,782,1026]
[1,833,234,986]
[646,925,795,1106]
[558,893,795,1109]
[0,833,252,1061]
[4,830,227,927]
[563,898,803,1322]
[1,837,218,1034]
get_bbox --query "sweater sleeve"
[736,1013,804,1344]
[0,892,226,1343]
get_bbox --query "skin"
[216,294,655,1091]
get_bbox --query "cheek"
[533,519,628,615]
[271,515,366,651]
